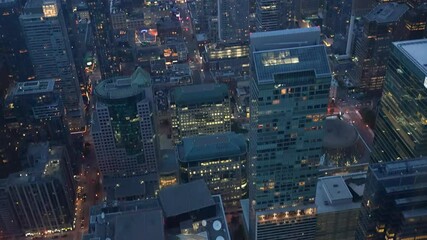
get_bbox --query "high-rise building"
[356,158,427,240]
[0,180,21,238]
[255,0,295,32]
[371,39,427,163]
[177,132,247,212]
[6,142,75,237]
[20,0,84,132]
[170,83,231,143]
[91,67,157,180]
[0,0,33,82]
[217,0,249,43]
[246,27,331,240]
[2,79,71,178]
[352,3,409,96]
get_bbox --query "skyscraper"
[352,3,409,96]
[371,39,427,163]
[2,79,70,178]
[6,142,75,237]
[247,27,331,239]
[356,158,427,240]
[218,0,249,43]
[0,0,33,82]
[170,83,231,143]
[91,67,157,180]
[255,0,295,31]
[20,0,84,132]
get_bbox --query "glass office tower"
[247,28,331,240]
[371,39,427,163]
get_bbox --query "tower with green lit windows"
[92,68,157,179]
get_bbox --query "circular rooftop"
[323,119,359,149]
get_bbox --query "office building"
[371,39,427,163]
[170,83,231,143]
[218,0,249,43]
[0,0,33,82]
[2,80,70,178]
[205,44,250,80]
[0,180,21,238]
[91,67,157,180]
[353,3,409,96]
[6,143,75,237]
[315,174,365,240]
[177,132,247,212]
[356,158,427,240]
[83,180,231,240]
[255,0,296,32]
[20,0,84,131]
[246,27,331,239]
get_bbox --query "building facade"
[20,0,84,131]
[371,39,427,163]
[0,0,33,82]
[91,68,157,179]
[6,143,75,237]
[2,80,70,179]
[217,0,249,44]
[352,3,409,96]
[170,83,231,143]
[356,158,427,240]
[177,132,247,211]
[247,27,331,239]
[255,0,295,32]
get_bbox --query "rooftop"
[252,44,331,84]
[7,143,65,185]
[316,173,366,214]
[159,180,215,218]
[178,132,247,162]
[365,3,409,23]
[250,27,321,52]
[371,157,427,179]
[11,79,55,96]
[114,210,164,240]
[394,39,427,76]
[171,83,229,105]
[95,67,152,100]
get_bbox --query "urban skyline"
[0,0,427,239]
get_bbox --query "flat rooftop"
[171,83,229,105]
[159,179,215,218]
[252,44,331,83]
[114,210,164,240]
[95,67,151,100]
[394,39,427,75]
[178,132,247,162]
[365,3,409,23]
[371,157,427,179]
[12,79,55,96]
[316,174,366,214]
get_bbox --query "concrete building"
[6,143,75,237]
[20,0,84,132]
[2,80,71,179]
[356,158,427,240]
[246,27,331,239]
[371,39,427,163]
[177,132,247,212]
[83,180,231,240]
[204,44,250,80]
[91,68,158,183]
[315,174,365,240]
[352,3,409,96]
[170,83,231,143]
